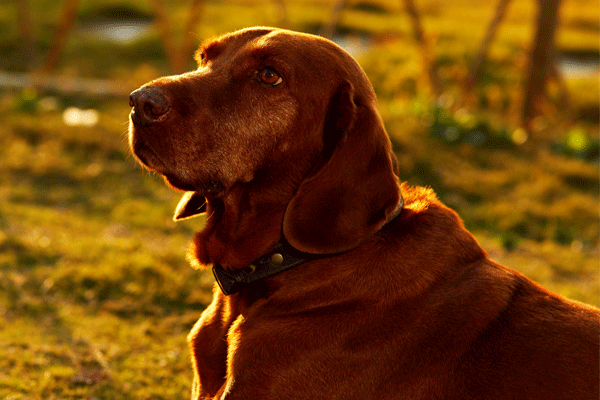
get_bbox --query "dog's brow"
[247,39,286,65]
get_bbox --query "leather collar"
[213,195,404,295]
[213,242,314,295]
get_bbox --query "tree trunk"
[273,0,290,28]
[178,0,205,73]
[321,0,346,39]
[521,0,561,130]
[402,0,442,97]
[150,0,179,74]
[466,0,512,90]
[39,0,80,73]
[17,0,35,71]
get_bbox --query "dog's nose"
[129,87,170,126]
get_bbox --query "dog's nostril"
[129,87,170,125]
[145,101,167,117]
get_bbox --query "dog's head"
[129,27,401,256]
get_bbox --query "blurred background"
[0,0,598,398]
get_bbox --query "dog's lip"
[129,136,204,193]
[164,175,227,197]
[164,174,198,192]
[130,135,168,173]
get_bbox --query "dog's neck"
[189,154,320,270]
[211,196,404,295]
[189,176,297,270]
[190,198,284,270]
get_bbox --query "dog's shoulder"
[386,184,487,269]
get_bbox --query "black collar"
[213,242,314,295]
[212,196,404,295]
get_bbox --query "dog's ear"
[174,191,207,221]
[283,81,402,254]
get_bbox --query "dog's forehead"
[208,28,349,63]
[261,30,350,58]
[196,28,273,60]
[196,28,372,97]
[217,28,278,51]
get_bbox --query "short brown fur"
[129,27,599,400]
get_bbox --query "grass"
[0,0,598,398]
[0,103,212,398]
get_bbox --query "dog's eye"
[259,68,282,86]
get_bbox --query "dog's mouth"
[164,174,225,195]
[174,190,225,234]
[129,128,167,171]
[135,146,165,172]
[163,174,199,192]
[129,125,226,194]
[129,123,226,226]
[204,197,225,226]
[130,131,201,192]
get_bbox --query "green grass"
[0,102,214,398]
[0,0,598,398]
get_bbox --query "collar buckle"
[213,243,308,295]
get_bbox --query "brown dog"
[129,27,599,400]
